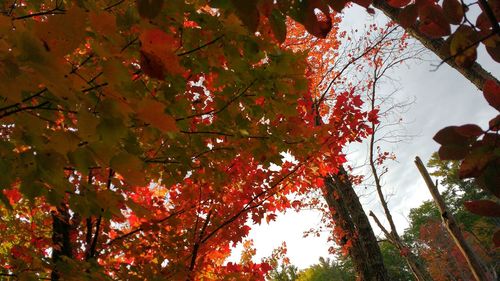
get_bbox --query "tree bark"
[323,167,390,281]
[414,156,494,281]
[324,177,372,279]
[372,0,499,91]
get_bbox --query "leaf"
[433,126,468,146]
[89,11,117,36]
[304,0,332,38]
[489,114,500,131]
[136,99,178,133]
[290,0,333,38]
[438,145,468,160]
[328,0,349,12]
[442,0,464,25]
[483,79,500,111]
[418,4,451,38]
[137,0,164,19]
[454,124,483,138]
[463,200,500,217]
[231,0,260,33]
[110,153,147,186]
[399,4,418,28]
[450,25,478,67]
[269,9,287,43]
[34,5,86,57]
[494,229,500,247]
[459,148,492,178]
[139,29,183,79]
[387,0,411,8]
[477,162,500,198]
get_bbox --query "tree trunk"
[323,167,390,281]
[324,177,372,278]
[414,156,494,281]
[372,0,499,91]
[51,205,73,281]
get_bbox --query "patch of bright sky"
[228,5,499,270]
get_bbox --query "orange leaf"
[137,99,178,133]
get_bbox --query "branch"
[189,210,212,272]
[200,160,307,244]
[0,88,47,112]
[176,35,224,56]
[13,6,65,20]
[88,169,114,259]
[175,80,256,121]
[104,0,126,11]
[105,209,186,246]
[0,101,50,120]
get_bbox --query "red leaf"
[443,0,464,25]
[433,126,468,146]
[455,124,483,138]
[464,200,500,217]
[418,4,451,38]
[489,115,500,131]
[352,0,372,8]
[303,1,333,38]
[399,4,418,28]
[139,29,183,79]
[387,0,411,8]
[438,145,468,160]
[483,79,500,111]
[314,177,325,187]
[493,229,500,247]
[255,96,265,106]
[459,149,491,178]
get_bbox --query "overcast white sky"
[229,6,499,270]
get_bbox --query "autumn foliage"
[0,0,499,280]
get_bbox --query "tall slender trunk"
[323,167,390,281]
[372,0,499,91]
[51,205,73,281]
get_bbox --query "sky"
[229,6,499,270]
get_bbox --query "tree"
[297,257,354,281]
[1,0,498,280]
[0,0,373,279]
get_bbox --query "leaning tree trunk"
[323,167,390,281]
[415,156,494,281]
[372,0,499,91]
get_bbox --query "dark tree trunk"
[51,205,73,281]
[323,166,390,281]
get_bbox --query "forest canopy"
[0,0,498,280]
